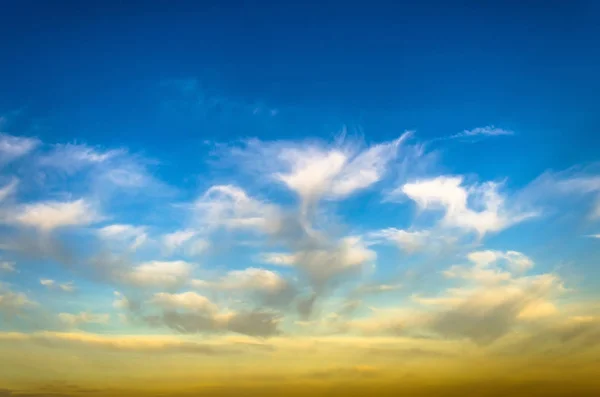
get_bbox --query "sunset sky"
[1,1,600,396]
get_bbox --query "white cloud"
[39,143,125,172]
[252,134,411,227]
[40,279,75,292]
[189,279,211,289]
[368,228,430,253]
[215,133,414,235]
[502,251,535,273]
[13,199,102,231]
[219,268,288,293]
[150,291,217,313]
[522,167,600,220]
[185,238,209,256]
[58,312,110,327]
[452,125,514,139]
[258,252,297,266]
[163,229,196,251]
[195,185,282,234]
[0,133,39,165]
[38,142,171,199]
[293,236,377,287]
[103,167,148,188]
[587,234,600,239]
[98,224,148,251]
[122,260,194,287]
[274,134,408,203]
[443,250,535,284]
[161,229,209,257]
[394,176,537,237]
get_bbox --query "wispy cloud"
[387,176,538,237]
[451,125,514,139]
[0,132,39,166]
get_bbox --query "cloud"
[508,316,600,355]
[419,277,562,344]
[281,236,377,290]
[218,268,288,293]
[150,291,218,313]
[120,260,194,287]
[189,268,296,309]
[155,309,283,338]
[141,293,283,338]
[38,143,125,173]
[257,252,297,266]
[521,165,600,220]
[201,134,428,311]
[587,234,600,239]
[0,232,75,265]
[368,228,431,253]
[112,291,133,310]
[58,312,110,328]
[97,224,148,251]
[391,176,537,237]
[163,229,196,250]
[224,133,411,228]
[1,124,598,365]
[355,283,402,294]
[195,185,282,234]
[223,310,282,337]
[162,229,208,256]
[0,284,35,316]
[0,260,16,272]
[451,125,514,139]
[0,133,39,166]
[11,199,102,231]
[39,142,165,192]
[0,178,18,203]
[412,250,565,344]
[0,331,253,355]
[39,279,75,293]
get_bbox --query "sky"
[1,1,600,396]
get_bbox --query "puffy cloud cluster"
[411,250,565,344]
[0,127,598,350]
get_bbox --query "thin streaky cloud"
[452,125,514,138]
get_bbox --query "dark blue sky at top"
[1,0,599,188]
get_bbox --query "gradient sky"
[1,1,600,396]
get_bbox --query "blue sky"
[1,2,600,392]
